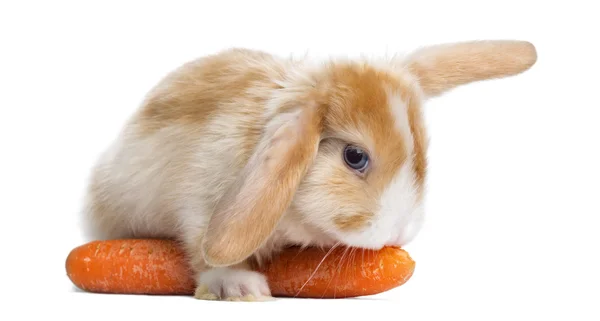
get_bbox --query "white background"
[1,1,599,320]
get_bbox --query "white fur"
[82,125,185,240]
[387,90,415,151]
[394,201,425,246]
[334,161,422,248]
[196,267,271,300]
[379,160,422,246]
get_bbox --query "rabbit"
[81,40,537,301]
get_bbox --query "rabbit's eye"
[343,145,369,172]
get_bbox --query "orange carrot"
[65,239,415,298]
[66,239,196,295]
[257,245,415,298]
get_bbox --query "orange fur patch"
[137,48,283,135]
[406,40,537,97]
[317,62,426,231]
[333,211,373,232]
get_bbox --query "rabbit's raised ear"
[201,103,324,267]
[404,40,537,97]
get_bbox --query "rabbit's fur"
[82,40,537,300]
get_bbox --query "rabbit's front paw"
[194,267,272,301]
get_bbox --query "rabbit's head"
[201,40,537,267]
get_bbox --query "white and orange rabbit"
[81,40,537,300]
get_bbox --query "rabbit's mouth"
[325,202,425,251]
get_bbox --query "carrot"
[65,239,415,298]
[66,239,195,295]
[255,245,415,298]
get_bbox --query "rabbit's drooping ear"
[404,40,537,97]
[201,103,324,267]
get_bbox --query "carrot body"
[258,246,415,298]
[66,239,415,298]
[66,239,195,295]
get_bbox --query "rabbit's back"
[81,49,289,241]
